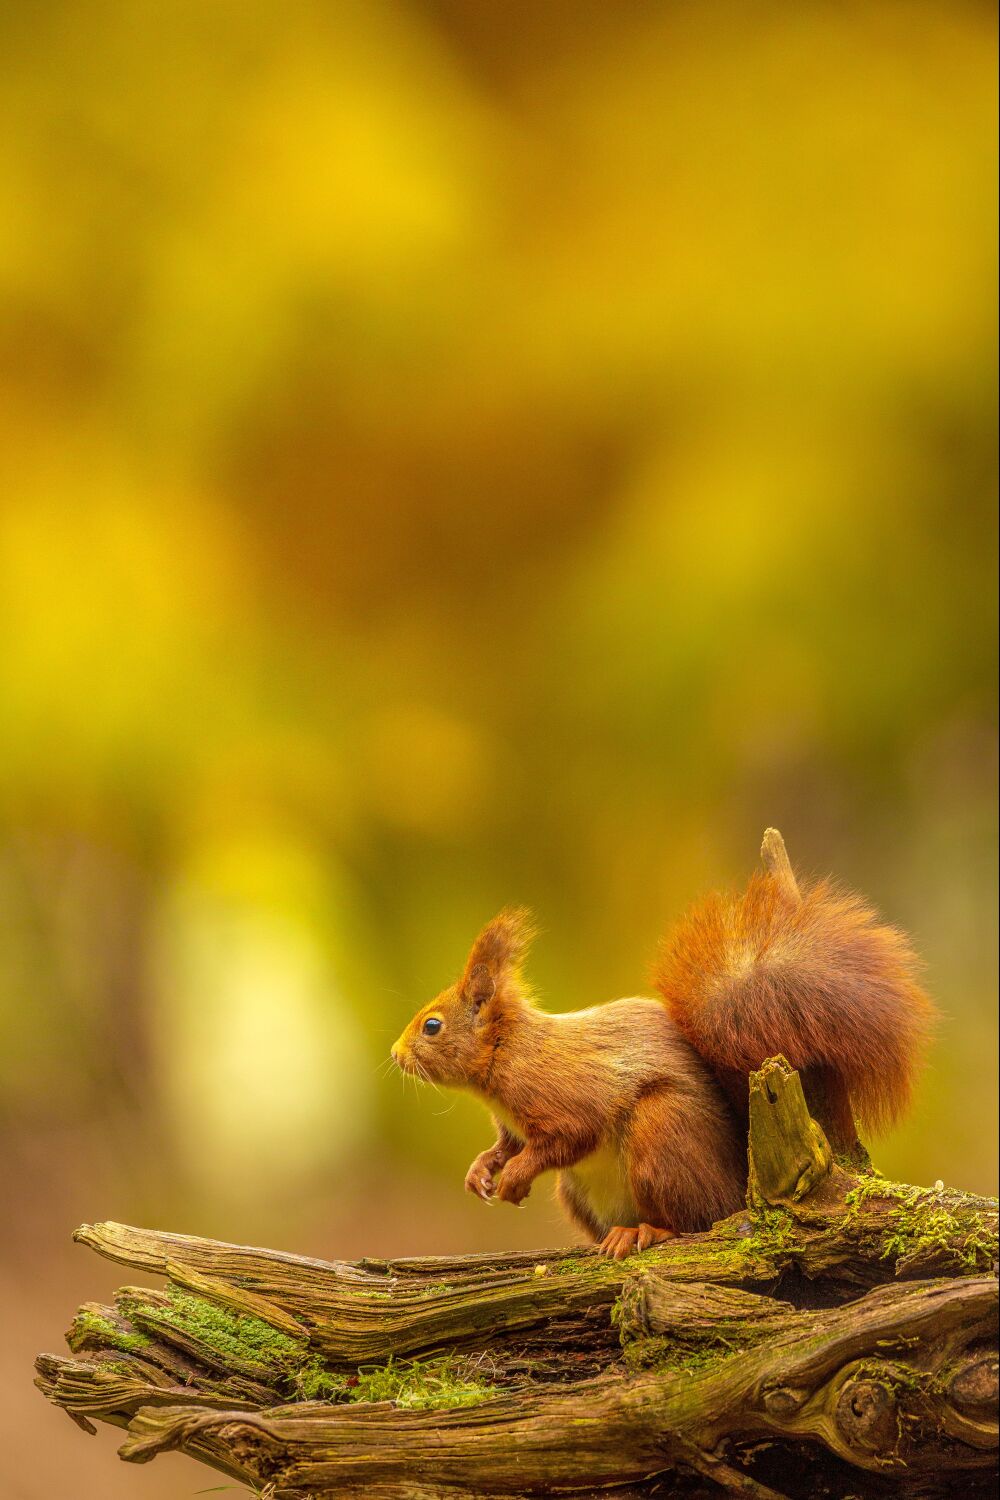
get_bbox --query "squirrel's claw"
[464,1160,498,1201]
[598,1226,638,1259]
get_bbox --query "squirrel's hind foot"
[597,1222,676,1260]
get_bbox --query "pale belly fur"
[563,1140,638,1228]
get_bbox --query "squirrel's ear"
[462,907,535,1008]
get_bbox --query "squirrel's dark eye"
[422,1016,443,1037]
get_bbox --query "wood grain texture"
[35,1060,998,1498]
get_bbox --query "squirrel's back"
[654,855,936,1141]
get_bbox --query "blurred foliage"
[0,0,997,1268]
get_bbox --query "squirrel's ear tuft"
[462,907,536,1006]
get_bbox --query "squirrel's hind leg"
[555,1172,604,1242]
[555,1172,673,1257]
[626,1084,746,1235]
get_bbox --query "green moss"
[609,1281,638,1331]
[614,1290,777,1377]
[857,1359,924,1396]
[834,1140,874,1174]
[714,1204,797,1274]
[619,1333,732,1375]
[70,1308,152,1356]
[92,1358,142,1378]
[354,1354,493,1408]
[557,1206,798,1290]
[119,1288,304,1374]
[106,1285,492,1409]
[547,1254,616,1277]
[618,1310,779,1375]
[334,1280,456,1302]
[295,1354,494,1410]
[843,1173,902,1210]
[842,1177,997,1273]
[549,1247,702,1281]
[293,1360,350,1401]
[609,1201,806,1376]
[168,1291,303,1367]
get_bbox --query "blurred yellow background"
[1,2,997,1496]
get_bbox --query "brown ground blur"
[1,3,997,1497]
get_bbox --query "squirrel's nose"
[390,1046,398,1065]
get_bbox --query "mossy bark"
[35,1059,998,1499]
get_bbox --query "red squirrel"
[391,830,935,1258]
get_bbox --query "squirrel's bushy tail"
[654,860,936,1135]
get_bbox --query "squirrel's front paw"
[464,1154,498,1201]
[494,1166,531,1206]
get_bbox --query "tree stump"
[35,1058,998,1498]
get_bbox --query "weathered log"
[35,1058,998,1498]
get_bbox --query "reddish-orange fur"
[655,873,935,1142]
[392,851,935,1256]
